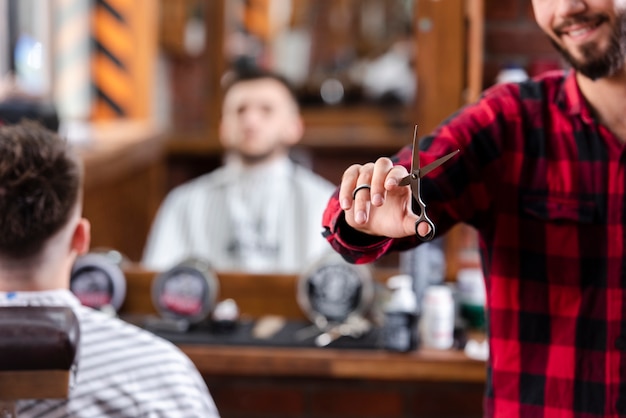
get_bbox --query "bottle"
[399,237,446,316]
[456,267,486,330]
[420,285,455,350]
[382,274,419,352]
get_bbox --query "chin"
[551,40,623,79]
[239,151,277,164]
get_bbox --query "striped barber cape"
[0,289,219,418]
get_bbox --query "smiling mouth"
[566,25,598,37]
[555,16,606,39]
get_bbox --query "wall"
[482,0,563,87]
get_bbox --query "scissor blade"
[398,125,420,187]
[410,125,419,173]
[397,175,422,200]
[419,149,460,178]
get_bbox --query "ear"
[284,115,304,146]
[70,218,91,256]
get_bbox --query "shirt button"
[615,337,626,351]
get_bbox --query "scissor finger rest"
[415,216,436,241]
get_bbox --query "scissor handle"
[415,209,436,241]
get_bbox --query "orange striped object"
[90,0,134,119]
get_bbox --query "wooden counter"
[122,266,486,418]
[183,344,485,418]
[181,344,485,383]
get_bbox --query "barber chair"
[0,306,80,417]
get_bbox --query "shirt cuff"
[332,211,392,251]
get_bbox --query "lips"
[554,16,606,39]
[566,25,597,38]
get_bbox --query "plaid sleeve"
[321,188,396,264]
[321,87,507,265]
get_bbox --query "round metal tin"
[297,252,374,325]
[151,258,219,324]
[70,252,127,311]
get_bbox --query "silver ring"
[352,184,371,199]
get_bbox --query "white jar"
[420,285,455,350]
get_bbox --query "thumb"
[416,221,433,237]
[402,211,420,236]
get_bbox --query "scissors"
[398,125,459,241]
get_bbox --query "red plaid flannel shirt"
[322,70,626,417]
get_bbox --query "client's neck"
[0,250,71,292]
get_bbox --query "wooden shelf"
[300,107,412,150]
[182,344,485,383]
[165,131,223,155]
[122,266,486,384]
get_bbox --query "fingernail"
[355,211,366,224]
[341,198,350,209]
[385,178,397,187]
[372,194,383,206]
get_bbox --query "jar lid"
[297,252,374,325]
[70,252,126,312]
[151,258,219,325]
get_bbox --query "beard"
[550,10,626,80]
[239,149,280,165]
[228,143,287,165]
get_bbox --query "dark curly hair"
[0,121,82,259]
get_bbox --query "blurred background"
[0,0,563,268]
[0,1,566,417]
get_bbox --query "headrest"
[0,306,80,371]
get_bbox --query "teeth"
[569,27,590,36]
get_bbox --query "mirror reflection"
[224,0,416,109]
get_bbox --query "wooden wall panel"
[415,0,466,134]
[81,122,167,262]
[205,376,484,418]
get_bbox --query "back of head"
[0,121,82,261]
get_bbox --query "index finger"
[370,159,409,206]
[369,158,394,206]
[339,163,367,210]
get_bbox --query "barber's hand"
[340,157,428,239]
